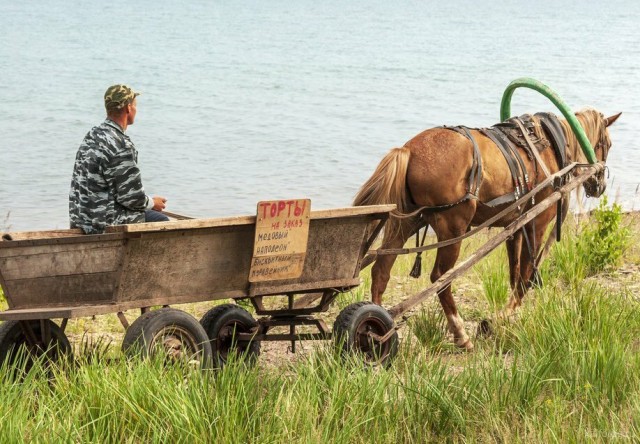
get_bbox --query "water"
[1,0,639,231]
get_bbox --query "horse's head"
[574,110,621,198]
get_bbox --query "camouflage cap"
[104,84,140,112]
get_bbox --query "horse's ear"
[605,112,622,127]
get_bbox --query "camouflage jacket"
[69,119,151,234]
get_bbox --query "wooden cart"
[0,162,604,371]
[0,204,396,368]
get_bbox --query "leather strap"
[460,126,483,195]
[483,191,519,208]
[479,129,519,194]
[479,128,526,197]
[493,128,531,192]
[536,112,567,169]
[514,118,551,178]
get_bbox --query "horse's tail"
[353,146,411,236]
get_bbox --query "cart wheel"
[200,304,260,368]
[0,319,72,371]
[122,308,212,369]
[333,301,398,367]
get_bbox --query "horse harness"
[412,112,568,212]
[407,113,568,279]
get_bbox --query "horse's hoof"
[455,338,474,351]
[477,319,494,337]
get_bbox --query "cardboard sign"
[249,199,311,282]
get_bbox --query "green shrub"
[579,195,630,275]
[543,195,630,285]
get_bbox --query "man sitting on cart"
[69,84,169,234]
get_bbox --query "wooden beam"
[105,205,396,234]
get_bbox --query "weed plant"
[542,196,631,287]
[478,248,510,312]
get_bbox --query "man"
[69,84,169,234]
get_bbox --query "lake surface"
[1,0,639,231]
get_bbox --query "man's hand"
[152,196,167,211]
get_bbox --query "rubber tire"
[200,304,260,368]
[333,301,399,368]
[122,308,213,369]
[0,319,72,370]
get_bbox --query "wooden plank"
[0,240,123,259]
[0,288,251,321]
[292,292,324,309]
[162,211,195,220]
[249,277,361,297]
[116,227,255,303]
[4,272,117,310]
[0,244,121,280]
[0,305,114,321]
[105,205,395,234]
[0,263,10,308]
[1,228,83,241]
[0,232,126,250]
[112,238,131,303]
[106,215,256,233]
[308,205,396,220]
[112,289,248,309]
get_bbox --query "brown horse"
[354,109,621,350]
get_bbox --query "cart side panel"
[0,240,123,309]
[4,273,118,309]
[248,216,369,295]
[116,225,254,304]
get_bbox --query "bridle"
[584,114,610,198]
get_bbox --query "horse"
[353,109,621,350]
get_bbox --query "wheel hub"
[152,326,199,363]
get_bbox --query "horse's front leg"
[506,213,553,312]
[371,218,420,305]
[478,231,524,337]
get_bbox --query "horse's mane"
[559,108,605,162]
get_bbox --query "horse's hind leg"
[477,231,524,337]
[517,217,551,296]
[428,205,476,350]
[371,217,422,305]
[506,212,554,311]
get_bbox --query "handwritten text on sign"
[249,199,311,282]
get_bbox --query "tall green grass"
[477,247,510,312]
[4,278,637,443]
[0,205,637,442]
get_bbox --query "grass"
[0,202,639,442]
